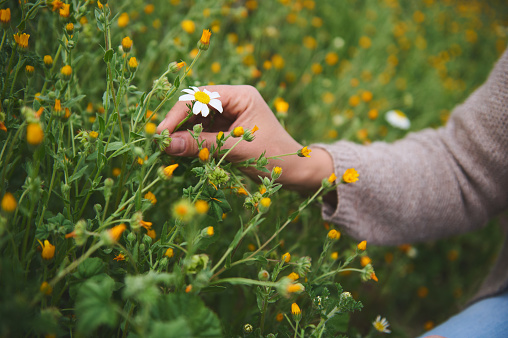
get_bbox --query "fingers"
[164,130,219,157]
[157,85,260,134]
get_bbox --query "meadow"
[0,0,507,336]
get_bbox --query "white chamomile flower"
[179,86,223,117]
[372,315,391,334]
[385,109,410,130]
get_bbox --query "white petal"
[201,104,210,117]
[203,88,212,95]
[190,86,200,92]
[182,88,195,94]
[208,91,220,99]
[209,99,223,113]
[179,94,195,101]
[193,101,203,115]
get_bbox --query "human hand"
[157,85,333,192]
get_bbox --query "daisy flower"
[385,109,410,130]
[372,315,391,333]
[179,86,223,117]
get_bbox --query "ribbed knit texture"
[313,48,508,303]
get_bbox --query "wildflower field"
[0,0,507,337]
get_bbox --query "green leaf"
[149,319,192,338]
[69,165,89,183]
[73,257,105,279]
[104,49,114,63]
[174,75,180,89]
[76,275,118,334]
[151,293,222,337]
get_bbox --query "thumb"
[164,130,218,157]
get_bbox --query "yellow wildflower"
[144,191,157,204]
[13,33,30,49]
[121,37,133,53]
[342,168,359,183]
[357,240,367,251]
[26,123,44,145]
[128,57,138,71]
[59,3,70,18]
[274,97,289,114]
[0,8,11,27]
[163,164,179,178]
[198,29,212,50]
[147,229,156,239]
[165,248,174,258]
[112,167,121,177]
[25,65,34,77]
[276,313,284,322]
[288,272,299,281]
[181,19,195,34]
[118,13,129,28]
[38,239,56,260]
[282,252,291,263]
[145,122,156,135]
[361,256,372,267]
[260,197,271,208]
[60,65,72,80]
[195,200,209,214]
[199,148,210,162]
[113,253,125,261]
[328,173,337,183]
[297,146,311,158]
[287,283,304,293]
[108,223,126,242]
[232,126,244,137]
[206,226,214,236]
[327,229,341,240]
[144,4,155,14]
[291,303,301,315]
[1,192,17,212]
[331,251,339,260]
[44,55,53,67]
[40,281,52,295]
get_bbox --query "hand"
[157,85,333,192]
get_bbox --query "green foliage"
[0,0,506,337]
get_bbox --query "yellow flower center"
[395,110,407,118]
[194,91,210,104]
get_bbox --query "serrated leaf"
[76,275,118,334]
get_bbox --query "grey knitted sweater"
[314,48,508,304]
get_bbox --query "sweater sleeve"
[313,48,508,245]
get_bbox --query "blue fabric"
[419,289,508,338]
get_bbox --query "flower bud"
[43,55,53,68]
[128,57,138,72]
[198,29,211,50]
[271,166,282,180]
[258,269,270,281]
[25,65,34,78]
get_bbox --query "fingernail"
[168,137,185,154]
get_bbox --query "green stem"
[216,138,243,168]
[209,277,278,288]
[313,268,364,284]
[0,31,6,53]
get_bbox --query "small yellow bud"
[40,281,53,295]
[232,126,244,137]
[145,122,156,135]
[26,123,44,145]
[1,192,17,212]
[165,247,174,258]
[121,36,133,53]
[195,200,209,214]
[282,252,291,263]
[199,147,210,162]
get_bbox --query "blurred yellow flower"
[206,226,214,236]
[181,19,195,34]
[144,4,155,14]
[331,251,339,260]
[361,256,372,267]
[59,3,70,18]
[145,122,156,135]
[144,191,157,204]
[271,54,285,69]
[165,248,174,258]
[108,223,126,242]
[1,192,17,212]
[274,97,289,114]
[288,272,299,280]
[0,8,11,26]
[118,13,129,28]
[282,252,291,263]
[27,123,44,145]
[328,229,341,240]
[40,281,52,295]
[357,240,367,251]
[195,200,209,214]
[325,52,339,66]
[211,62,221,73]
[303,36,317,49]
[359,36,371,49]
[113,253,125,261]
